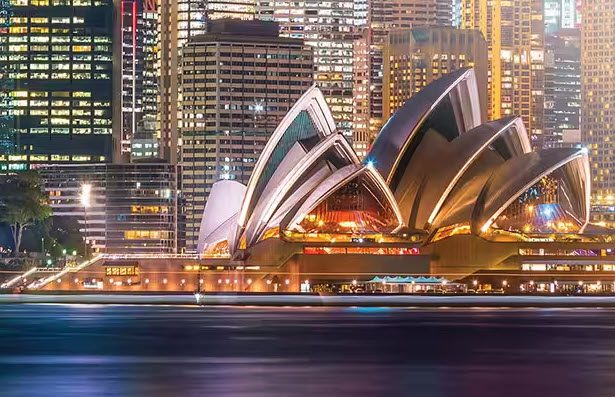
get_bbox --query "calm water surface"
[1,304,614,396]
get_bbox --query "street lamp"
[80,183,92,259]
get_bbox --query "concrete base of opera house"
[22,232,615,294]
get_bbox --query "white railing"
[99,253,209,260]
[27,255,104,290]
[1,267,37,289]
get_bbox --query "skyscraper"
[544,0,580,34]
[461,0,544,145]
[256,0,358,140]
[543,28,580,149]
[179,20,313,251]
[582,0,615,225]
[352,0,453,157]
[157,0,255,163]
[120,0,159,162]
[0,0,114,171]
[383,27,488,120]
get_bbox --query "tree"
[0,171,52,255]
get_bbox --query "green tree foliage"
[0,171,52,255]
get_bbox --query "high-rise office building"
[256,0,358,139]
[120,0,159,162]
[582,0,615,226]
[179,20,313,251]
[0,0,114,171]
[461,0,544,145]
[38,162,180,253]
[543,28,580,149]
[544,0,580,34]
[352,0,453,158]
[383,27,488,120]
[157,0,255,163]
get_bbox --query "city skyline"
[1,0,614,251]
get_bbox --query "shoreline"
[5,293,615,307]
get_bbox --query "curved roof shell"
[197,180,246,253]
[426,117,532,231]
[473,148,590,234]
[232,85,336,253]
[243,134,359,248]
[367,68,482,190]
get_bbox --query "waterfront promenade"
[6,293,615,307]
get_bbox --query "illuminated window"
[9,45,28,52]
[73,128,91,134]
[50,118,70,125]
[72,45,91,52]
[130,206,168,214]
[51,63,70,70]
[9,27,28,34]
[124,230,165,240]
[93,128,111,134]
[30,128,48,134]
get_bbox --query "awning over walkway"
[366,276,449,284]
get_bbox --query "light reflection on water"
[2,304,615,396]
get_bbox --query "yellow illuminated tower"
[582,0,615,225]
[461,0,544,146]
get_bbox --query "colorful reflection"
[492,176,583,234]
[297,175,399,234]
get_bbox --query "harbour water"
[1,304,614,396]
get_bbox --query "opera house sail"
[198,67,592,272]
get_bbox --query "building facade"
[352,0,454,158]
[0,0,114,171]
[461,0,544,146]
[256,0,358,140]
[383,27,488,120]
[37,163,180,253]
[179,20,313,251]
[157,0,255,163]
[544,0,580,34]
[582,0,615,227]
[119,0,159,162]
[543,29,580,149]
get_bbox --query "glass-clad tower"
[0,0,113,171]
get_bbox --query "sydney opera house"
[26,68,615,293]
[196,68,599,274]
